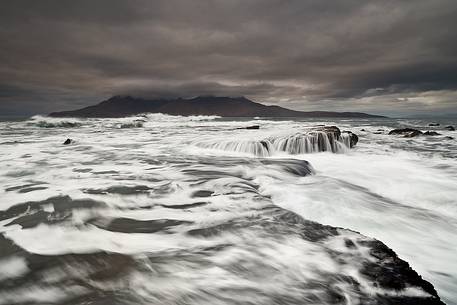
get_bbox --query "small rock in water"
[429,123,440,126]
[423,131,441,136]
[342,131,359,147]
[237,125,260,130]
[344,238,357,249]
[445,136,454,140]
[445,125,455,131]
[260,140,270,150]
[388,128,423,138]
[63,138,72,145]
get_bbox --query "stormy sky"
[1,0,457,116]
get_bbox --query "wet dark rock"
[10,252,135,290]
[73,168,93,173]
[0,204,445,305]
[342,131,359,147]
[445,125,455,131]
[83,185,151,195]
[260,159,314,176]
[388,128,423,137]
[0,234,24,258]
[358,239,443,304]
[89,217,192,233]
[429,123,440,126]
[275,211,340,242]
[344,238,357,249]
[360,129,366,131]
[320,125,342,138]
[445,136,454,140]
[187,221,242,237]
[92,170,119,175]
[237,125,260,130]
[5,182,47,192]
[0,195,106,223]
[313,126,359,148]
[18,186,48,193]
[5,210,61,229]
[423,131,441,136]
[196,125,358,156]
[119,122,143,128]
[187,207,444,304]
[191,190,214,198]
[260,140,270,150]
[63,138,72,145]
[161,202,208,209]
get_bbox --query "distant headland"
[49,96,386,118]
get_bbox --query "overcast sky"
[1,0,457,116]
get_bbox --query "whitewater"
[0,114,456,304]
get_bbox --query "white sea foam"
[0,256,28,280]
[0,115,456,304]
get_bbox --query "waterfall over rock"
[194,126,358,156]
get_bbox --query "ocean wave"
[28,115,83,128]
[141,113,221,122]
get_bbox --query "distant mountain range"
[49,96,385,118]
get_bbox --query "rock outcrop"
[389,128,423,137]
[423,131,441,136]
[195,126,358,156]
[237,125,260,130]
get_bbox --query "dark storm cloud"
[1,0,456,116]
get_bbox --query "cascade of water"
[270,131,342,154]
[194,128,357,156]
[195,140,272,157]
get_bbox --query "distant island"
[49,96,385,118]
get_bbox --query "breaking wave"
[29,115,83,128]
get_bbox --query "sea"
[0,114,456,305]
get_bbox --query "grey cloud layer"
[1,0,456,115]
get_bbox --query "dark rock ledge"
[0,205,445,305]
[188,208,445,305]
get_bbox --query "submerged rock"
[0,193,445,305]
[237,125,260,130]
[342,131,359,147]
[187,207,445,305]
[320,125,342,137]
[197,125,359,157]
[389,128,423,138]
[270,126,358,154]
[423,131,441,136]
[119,122,143,128]
[63,138,72,145]
[445,125,455,131]
[429,123,440,126]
